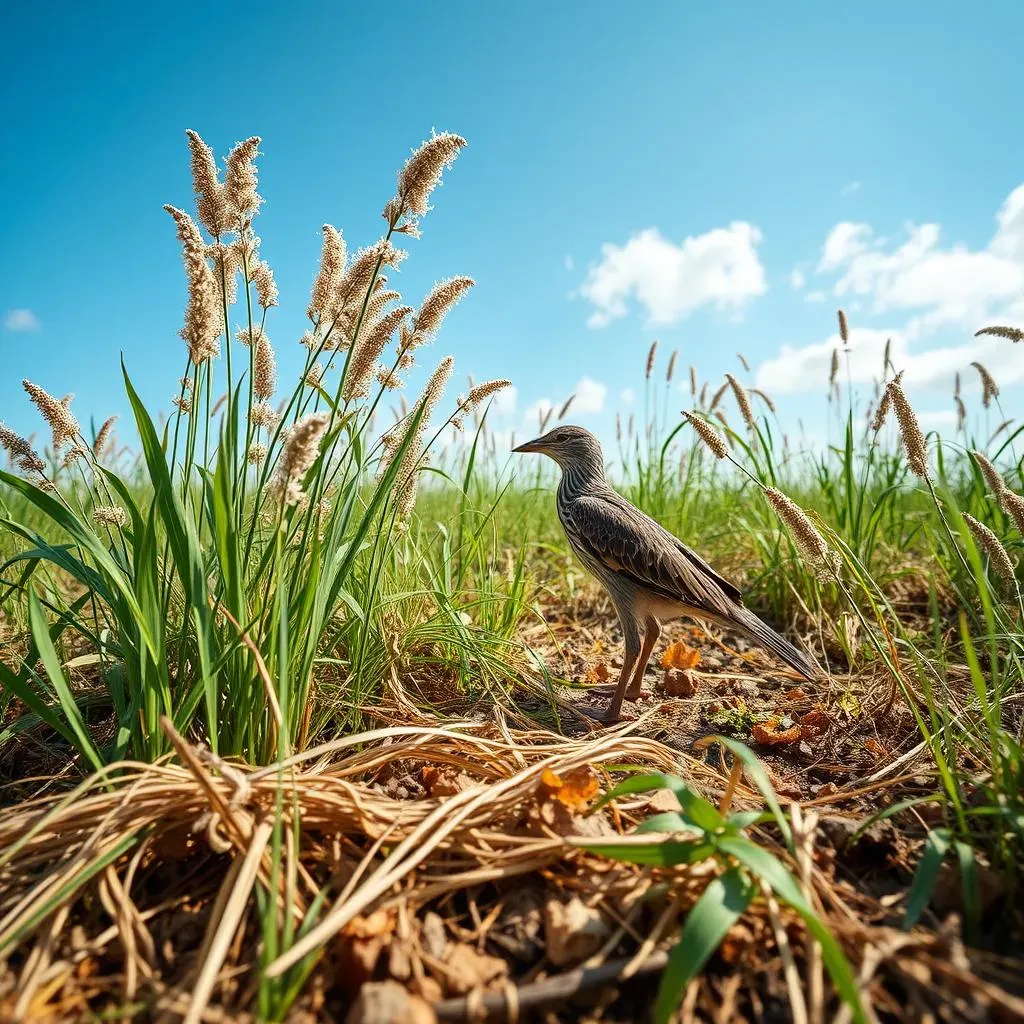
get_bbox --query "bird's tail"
[729,606,821,680]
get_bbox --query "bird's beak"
[512,437,545,454]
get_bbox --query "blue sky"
[3,1,1024,459]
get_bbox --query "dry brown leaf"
[799,707,831,734]
[664,668,698,697]
[443,944,508,994]
[863,738,888,759]
[782,687,808,702]
[538,767,599,812]
[420,766,473,797]
[751,718,803,746]
[661,640,701,670]
[586,662,611,684]
[544,895,611,966]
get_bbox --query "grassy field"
[1,130,1022,1022]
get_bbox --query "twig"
[433,949,669,1021]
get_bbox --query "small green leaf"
[653,867,755,1024]
[578,838,717,866]
[593,773,724,832]
[903,827,951,930]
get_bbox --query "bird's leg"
[602,622,641,722]
[625,617,661,701]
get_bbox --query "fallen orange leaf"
[781,687,808,702]
[586,662,611,684]
[538,767,599,812]
[661,641,701,670]
[751,718,803,746]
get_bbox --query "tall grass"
[0,129,521,766]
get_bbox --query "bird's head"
[512,424,605,475]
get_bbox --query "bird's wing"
[562,491,743,615]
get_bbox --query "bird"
[512,425,820,722]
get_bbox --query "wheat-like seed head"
[22,380,80,450]
[870,370,902,433]
[0,423,45,474]
[955,396,967,431]
[410,277,474,345]
[271,412,329,507]
[698,382,708,407]
[990,419,1014,444]
[252,261,278,309]
[247,442,268,465]
[392,132,467,223]
[248,401,277,429]
[954,371,961,399]
[253,335,277,401]
[888,376,928,478]
[737,353,750,372]
[645,340,658,380]
[330,240,406,324]
[224,137,261,223]
[683,411,729,460]
[689,366,698,398]
[308,225,346,322]
[207,242,240,304]
[92,505,127,528]
[750,388,776,414]
[725,373,756,432]
[971,361,999,408]
[616,414,622,443]
[829,348,840,389]
[763,486,841,580]
[343,306,413,402]
[971,450,1007,498]
[666,350,678,383]
[999,489,1024,537]
[92,416,117,460]
[708,381,728,412]
[883,337,892,373]
[975,324,1024,343]
[376,367,405,391]
[185,130,228,237]
[557,395,575,420]
[165,205,221,364]
[627,413,635,438]
[963,514,1017,585]
[837,308,849,344]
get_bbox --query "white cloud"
[620,387,635,405]
[840,181,862,198]
[789,268,806,291]
[578,223,766,328]
[805,290,827,303]
[755,325,1024,397]
[4,308,40,331]
[524,398,554,431]
[818,222,872,272]
[918,410,957,429]
[572,376,607,414]
[812,184,1024,337]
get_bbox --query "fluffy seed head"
[955,395,967,431]
[829,348,840,389]
[763,487,841,580]
[410,277,474,345]
[394,132,467,220]
[888,376,928,478]
[331,240,405,324]
[871,370,901,433]
[308,225,346,322]
[709,381,728,412]
[305,362,324,387]
[253,335,277,400]
[0,423,45,473]
[999,489,1024,537]
[93,416,117,459]
[224,137,261,222]
[972,450,1005,500]
[467,379,511,407]
[165,205,221,363]
[645,340,658,379]
[247,442,267,465]
[883,337,892,371]
[963,514,1017,585]
[975,324,1024,343]
[23,380,80,449]
[837,308,849,344]
[185,130,229,236]
[172,395,193,415]
[666,350,678,383]
[954,371,961,398]
[558,395,575,420]
[252,261,278,308]
[689,366,698,397]
[737,353,750,372]
[971,361,999,408]
[380,356,454,522]
[376,367,405,391]
[249,401,277,429]
[725,373,756,432]
[272,412,329,506]
[343,306,413,402]
[92,505,127,528]
[751,388,776,414]
[683,411,729,460]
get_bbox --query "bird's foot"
[579,704,636,725]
